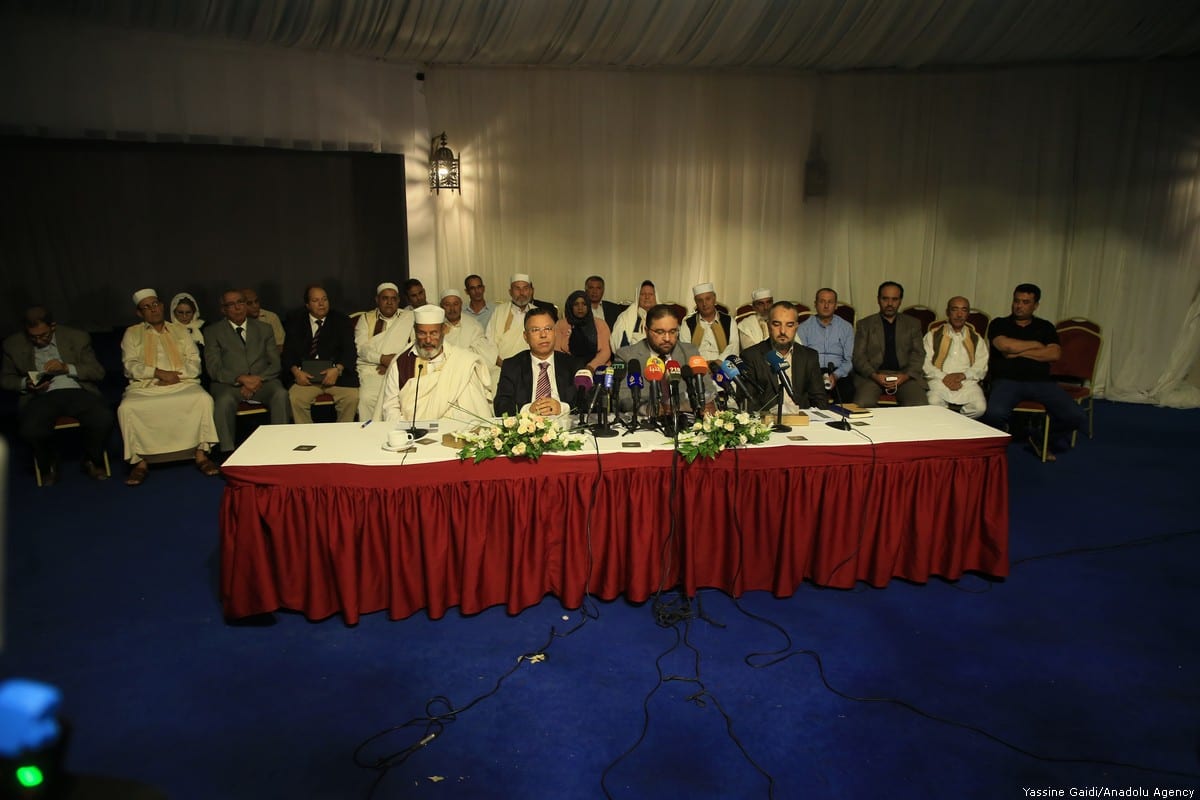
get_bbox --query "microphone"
[644,356,665,422]
[826,361,852,431]
[584,365,608,418]
[765,350,796,402]
[680,363,701,414]
[726,354,762,393]
[573,368,593,423]
[625,358,643,427]
[408,362,428,438]
[687,355,709,416]
[709,360,732,410]
[665,359,682,416]
[609,359,627,416]
[720,357,754,410]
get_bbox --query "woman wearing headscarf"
[169,292,206,347]
[554,290,611,372]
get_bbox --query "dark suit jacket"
[281,310,359,388]
[204,318,281,385]
[740,340,828,411]
[852,312,928,388]
[1,325,105,407]
[494,350,583,416]
[597,300,623,330]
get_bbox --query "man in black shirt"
[982,283,1087,456]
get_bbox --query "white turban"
[440,288,463,301]
[413,304,446,325]
[692,282,715,297]
[132,288,157,306]
[376,282,399,295]
[509,273,532,285]
[751,288,772,301]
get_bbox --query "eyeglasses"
[137,301,162,311]
[525,326,555,334]
[648,328,680,336]
[28,329,54,342]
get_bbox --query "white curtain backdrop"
[425,62,1200,406]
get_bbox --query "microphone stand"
[771,369,792,433]
[826,361,853,431]
[408,363,428,438]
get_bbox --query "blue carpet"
[2,400,1198,799]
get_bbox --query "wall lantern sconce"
[429,132,460,194]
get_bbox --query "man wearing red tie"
[494,307,583,417]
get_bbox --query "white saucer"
[381,442,416,453]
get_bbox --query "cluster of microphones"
[569,353,774,437]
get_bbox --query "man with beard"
[376,305,493,423]
[615,304,716,414]
[852,281,928,407]
[738,301,828,413]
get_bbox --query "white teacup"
[387,429,415,449]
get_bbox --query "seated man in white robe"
[376,305,494,426]
[440,288,497,366]
[736,288,774,350]
[354,281,414,421]
[118,288,220,486]
[922,295,989,418]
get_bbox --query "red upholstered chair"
[311,392,338,423]
[1012,318,1102,461]
[901,305,936,334]
[793,303,811,314]
[35,416,112,486]
[715,303,730,316]
[667,303,689,323]
[235,401,270,444]
[967,309,991,339]
[734,303,754,321]
[834,304,856,327]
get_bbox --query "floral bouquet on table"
[455,408,588,463]
[674,409,773,463]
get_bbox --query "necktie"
[309,318,323,358]
[235,325,245,344]
[373,315,386,336]
[535,361,551,400]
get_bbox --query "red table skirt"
[220,438,1009,623]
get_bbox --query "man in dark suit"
[585,275,624,330]
[1,306,114,484]
[852,280,928,407]
[740,302,828,412]
[205,289,290,453]
[494,307,584,416]
[282,284,359,423]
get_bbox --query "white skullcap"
[692,282,715,297]
[376,282,399,295]
[132,288,157,306]
[509,273,532,285]
[440,288,463,301]
[751,288,773,301]
[413,304,446,325]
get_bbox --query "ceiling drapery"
[10,0,1200,71]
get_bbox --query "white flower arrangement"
[456,409,587,463]
[674,409,773,463]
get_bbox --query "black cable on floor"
[353,426,608,798]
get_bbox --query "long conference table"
[220,406,1010,623]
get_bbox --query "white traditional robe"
[609,304,648,352]
[117,321,218,462]
[355,308,415,421]
[444,315,497,367]
[737,314,768,350]
[377,342,494,425]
